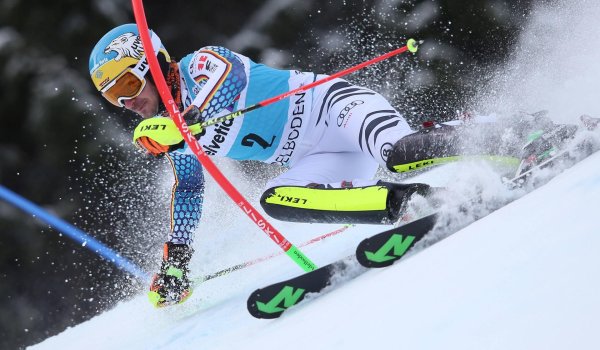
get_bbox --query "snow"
[31,0,600,348]
[29,151,600,350]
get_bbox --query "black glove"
[183,105,203,125]
[148,242,193,307]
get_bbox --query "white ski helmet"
[89,23,170,107]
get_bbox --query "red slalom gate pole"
[132,0,316,272]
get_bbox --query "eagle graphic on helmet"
[105,32,144,62]
[90,24,170,93]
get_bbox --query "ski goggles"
[100,55,150,107]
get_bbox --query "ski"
[507,115,600,187]
[247,213,438,319]
[246,257,354,319]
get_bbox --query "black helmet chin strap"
[157,51,171,76]
[154,56,182,117]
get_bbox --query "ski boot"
[580,114,600,131]
[381,181,435,224]
[148,242,193,308]
[512,123,579,182]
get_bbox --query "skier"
[89,24,567,307]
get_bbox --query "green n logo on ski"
[364,233,416,263]
[248,261,346,318]
[356,213,437,268]
[256,286,306,314]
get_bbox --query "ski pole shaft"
[132,0,316,272]
[201,39,420,128]
[196,224,354,284]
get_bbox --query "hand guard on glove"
[148,242,194,307]
[133,106,204,157]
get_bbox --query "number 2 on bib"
[241,133,276,149]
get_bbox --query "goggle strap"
[131,54,150,80]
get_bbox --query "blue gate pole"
[0,185,149,282]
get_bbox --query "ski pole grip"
[407,38,420,53]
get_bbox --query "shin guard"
[260,182,430,225]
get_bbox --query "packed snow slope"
[31,150,600,350]
[33,1,600,349]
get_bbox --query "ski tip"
[247,289,286,319]
[356,239,397,268]
[407,39,421,53]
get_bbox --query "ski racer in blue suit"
[89,24,571,307]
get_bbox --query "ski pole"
[195,224,354,284]
[201,39,420,128]
[132,0,316,272]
